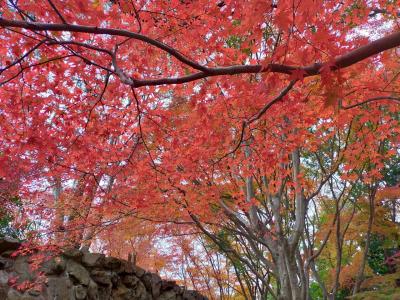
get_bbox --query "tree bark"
[352,187,377,294]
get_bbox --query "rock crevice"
[0,237,208,300]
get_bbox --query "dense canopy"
[0,1,399,299]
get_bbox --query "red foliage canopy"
[0,0,399,249]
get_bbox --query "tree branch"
[0,17,208,73]
[1,17,399,87]
[215,80,297,163]
[0,38,48,74]
[341,96,400,109]
[47,0,68,24]
[247,80,297,123]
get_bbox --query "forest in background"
[0,0,399,299]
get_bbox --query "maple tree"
[0,0,399,299]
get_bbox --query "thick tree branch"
[289,148,307,249]
[0,17,208,73]
[1,17,400,87]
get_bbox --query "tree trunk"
[275,244,302,300]
[352,188,376,295]
[277,254,292,300]
[52,177,65,241]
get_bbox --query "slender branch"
[83,72,111,131]
[47,40,113,55]
[0,55,74,86]
[341,96,400,109]
[214,121,246,163]
[47,0,68,24]
[8,0,35,22]
[50,42,114,73]
[369,8,400,18]
[215,80,296,162]
[0,39,48,73]
[189,212,276,298]
[131,87,159,170]
[51,38,133,85]
[247,80,297,123]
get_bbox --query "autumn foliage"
[0,0,399,299]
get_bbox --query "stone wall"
[0,237,208,300]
